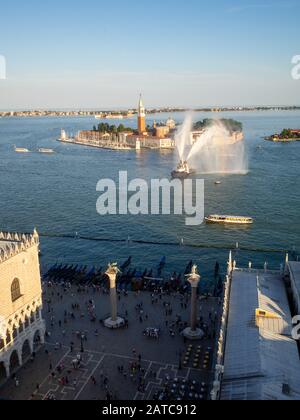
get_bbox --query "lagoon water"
[0,111,299,290]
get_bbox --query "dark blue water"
[0,111,299,290]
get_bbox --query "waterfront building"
[76,130,111,145]
[0,230,45,382]
[125,134,174,149]
[64,130,174,150]
[155,125,171,138]
[219,262,300,400]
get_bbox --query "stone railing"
[210,273,232,400]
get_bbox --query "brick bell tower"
[137,94,147,135]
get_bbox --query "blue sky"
[0,0,299,108]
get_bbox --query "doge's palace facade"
[0,229,46,380]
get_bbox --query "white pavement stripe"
[74,355,105,401]
[28,348,70,400]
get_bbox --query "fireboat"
[171,160,196,179]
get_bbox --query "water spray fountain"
[172,115,248,177]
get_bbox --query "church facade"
[0,230,46,381]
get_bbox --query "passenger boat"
[38,148,55,154]
[14,146,30,153]
[205,215,254,225]
[171,160,196,179]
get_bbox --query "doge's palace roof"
[0,230,39,264]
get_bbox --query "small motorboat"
[215,181,222,185]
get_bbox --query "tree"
[194,118,243,133]
[280,129,292,138]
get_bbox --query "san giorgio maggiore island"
[58,95,243,151]
[60,96,175,150]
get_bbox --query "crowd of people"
[35,264,222,400]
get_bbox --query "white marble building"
[0,230,46,381]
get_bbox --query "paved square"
[0,284,220,400]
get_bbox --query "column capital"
[186,265,201,288]
[105,263,121,289]
[188,276,200,288]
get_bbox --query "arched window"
[11,279,22,303]
[6,330,11,345]
[18,320,24,334]
[24,316,29,329]
[12,326,18,340]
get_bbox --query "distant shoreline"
[1,106,300,118]
[265,137,300,143]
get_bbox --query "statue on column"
[182,265,204,340]
[104,263,125,329]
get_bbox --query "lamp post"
[80,334,84,353]
[183,265,204,340]
[178,351,182,370]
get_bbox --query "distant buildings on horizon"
[1,105,300,118]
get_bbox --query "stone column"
[190,284,198,332]
[2,360,10,378]
[104,264,125,329]
[109,273,117,322]
[17,348,23,366]
[40,326,46,345]
[183,265,204,340]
